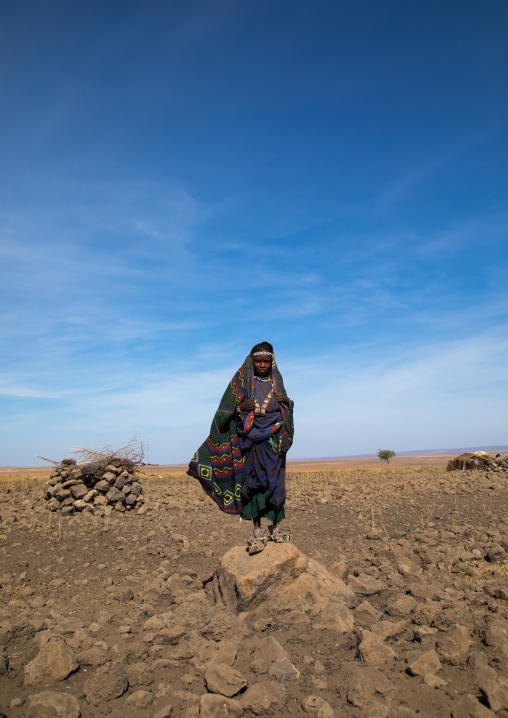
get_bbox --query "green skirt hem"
[241,490,285,522]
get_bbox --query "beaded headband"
[252,351,273,357]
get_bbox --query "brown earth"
[1,460,508,718]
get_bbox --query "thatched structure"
[446,452,492,472]
[446,452,508,473]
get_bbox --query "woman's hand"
[274,391,290,406]
[238,398,255,412]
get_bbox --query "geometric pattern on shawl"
[187,352,294,514]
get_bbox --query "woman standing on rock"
[188,342,294,555]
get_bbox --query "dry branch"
[70,433,154,467]
[36,455,60,465]
[38,435,157,487]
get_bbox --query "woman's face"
[253,353,272,377]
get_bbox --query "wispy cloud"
[375,133,491,208]
[3,323,506,464]
[289,326,508,457]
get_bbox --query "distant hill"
[318,446,508,459]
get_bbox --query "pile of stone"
[44,458,145,516]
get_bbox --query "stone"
[73,500,89,511]
[469,651,489,671]
[397,560,422,578]
[153,704,174,718]
[24,638,78,685]
[316,703,334,718]
[347,666,394,709]
[153,625,186,645]
[199,693,244,717]
[422,673,447,687]
[357,630,396,666]
[25,691,81,718]
[414,625,438,641]
[214,543,356,613]
[313,601,354,633]
[62,479,80,488]
[311,676,328,690]
[130,482,142,497]
[240,680,286,714]
[106,487,125,504]
[94,480,110,493]
[193,641,219,671]
[476,666,508,713]
[484,621,508,647]
[0,648,8,676]
[83,662,129,704]
[77,647,108,667]
[363,702,389,718]
[218,639,238,666]
[406,650,442,677]
[389,708,416,718]
[371,620,406,640]
[205,663,247,697]
[0,620,36,647]
[252,636,288,665]
[385,594,417,618]
[348,573,386,596]
[125,661,153,686]
[202,606,247,643]
[115,475,129,489]
[355,600,383,627]
[125,690,152,708]
[55,618,84,635]
[485,582,508,601]
[268,658,299,682]
[112,587,134,602]
[452,693,496,717]
[152,589,175,608]
[437,623,470,664]
[69,483,87,500]
[302,695,334,717]
[143,615,164,631]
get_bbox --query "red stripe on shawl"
[210,449,242,466]
[231,375,244,402]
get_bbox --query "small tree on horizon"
[378,449,396,465]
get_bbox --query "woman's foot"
[269,524,284,543]
[247,528,267,555]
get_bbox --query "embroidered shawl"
[187,353,294,513]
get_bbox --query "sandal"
[247,530,267,555]
[269,526,291,542]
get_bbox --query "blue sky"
[1,0,507,465]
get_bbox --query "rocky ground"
[1,463,508,718]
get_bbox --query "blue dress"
[236,376,286,522]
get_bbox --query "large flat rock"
[214,542,356,613]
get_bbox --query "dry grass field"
[0,454,450,492]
